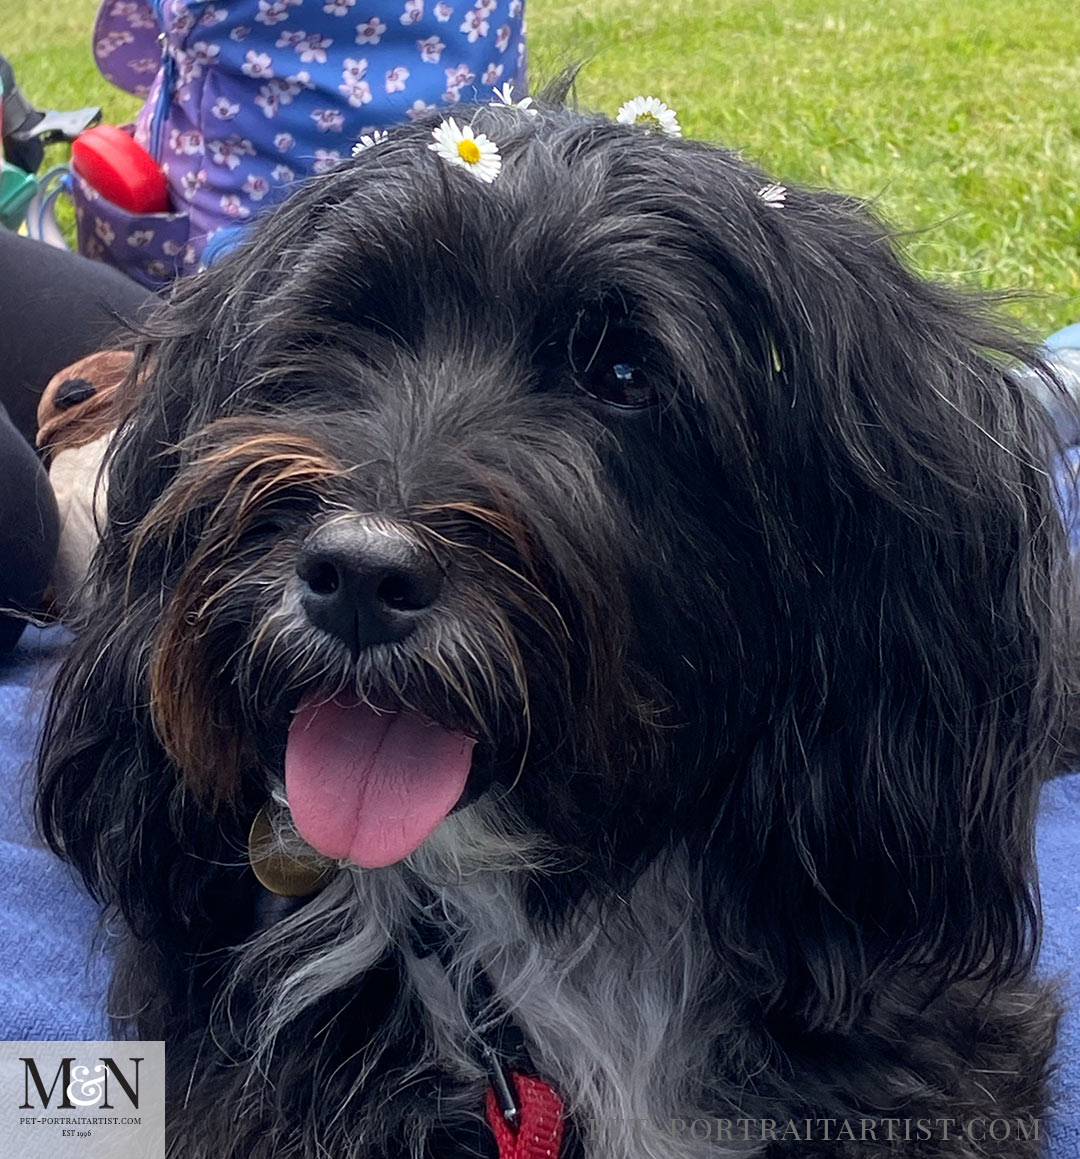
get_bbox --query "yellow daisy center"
[457,138,481,165]
[634,112,662,128]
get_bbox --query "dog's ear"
[36,604,250,917]
[35,391,255,968]
[688,173,1075,1031]
[35,591,259,1039]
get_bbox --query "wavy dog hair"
[37,88,1074,1159]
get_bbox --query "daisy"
[491,80,536,115]
[352,129,389,155]
[429,117,501,183]
[758,182,787,208]
[615,95,681,137]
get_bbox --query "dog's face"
[114,105,812,861]
[41,102,1071,1029]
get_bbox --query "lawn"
[2,0,1078,333]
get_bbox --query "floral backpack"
[83,0,527,287]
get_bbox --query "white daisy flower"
[758,182,787,207]
[352,129,389,155]
[491,81,536,115]
[615,95,681,137]
[429,117,501,183]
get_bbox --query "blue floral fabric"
[86,0,526,284]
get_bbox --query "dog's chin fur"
[35,88,1076,1158]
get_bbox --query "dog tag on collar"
[248,805,334,898]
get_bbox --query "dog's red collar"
[484,1070,565,1159]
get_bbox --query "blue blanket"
[2,629,1080,1147]
[1039,773,1080,1152]
[0,626,110,1040]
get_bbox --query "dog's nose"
[296,519,442,652]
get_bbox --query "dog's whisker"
[420,524,573,644]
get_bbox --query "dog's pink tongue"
[285,697,474,868]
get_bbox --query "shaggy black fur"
[36,92,1074,1158]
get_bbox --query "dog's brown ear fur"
[36,350,136,457]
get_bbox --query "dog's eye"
[572,322,658,410]
[587,361,655,409]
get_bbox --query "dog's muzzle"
[296,516,443,654]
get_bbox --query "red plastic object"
[71,124,169,214]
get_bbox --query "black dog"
[37,92,1074,1158]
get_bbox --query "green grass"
[3,0,1079,332]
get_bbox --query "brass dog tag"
[248,805,334,897]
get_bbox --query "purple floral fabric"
[86,0,526,286]
[72,167,194,286]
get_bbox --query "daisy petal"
[758,183,787,207]
[352,129,390,155]
[491,81,538,116]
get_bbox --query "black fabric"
[0,230,152,441]
[0,232,153,650]
[0,401,58,651]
